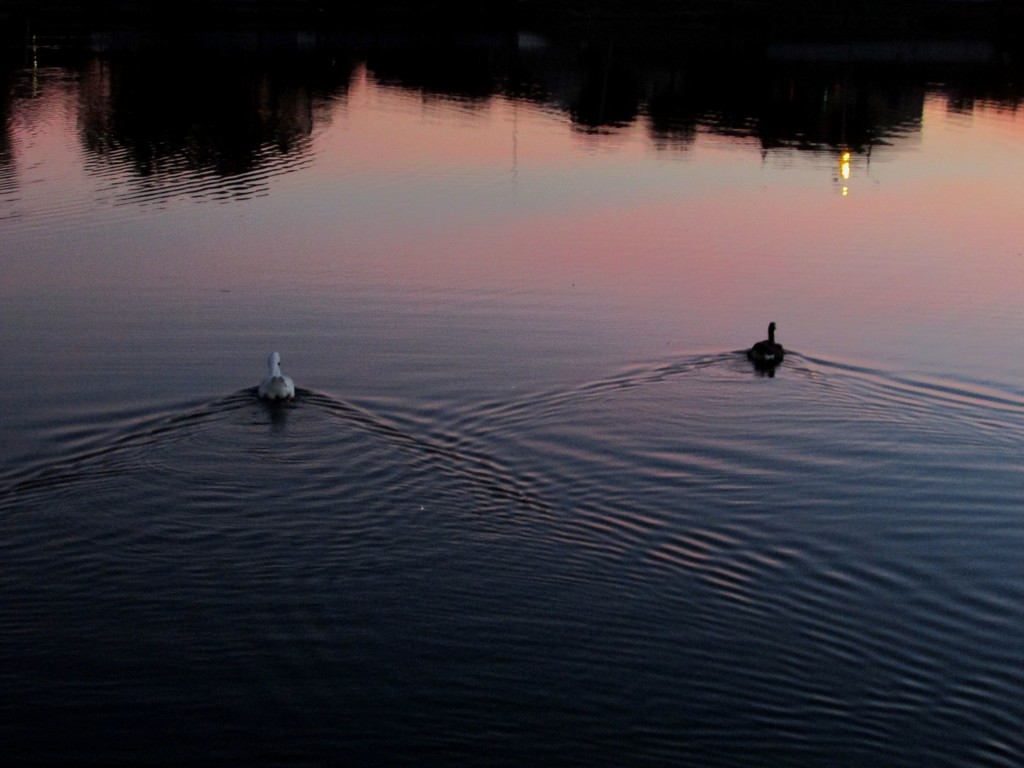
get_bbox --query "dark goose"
[747,321,785,368]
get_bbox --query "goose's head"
[267,351,283,376]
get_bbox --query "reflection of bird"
[258,352,295,400]
[747,322,785,367]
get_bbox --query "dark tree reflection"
[1,8,1022,203]
[76,47,354,202]
[567,42,642,132]
[0,67,14,200]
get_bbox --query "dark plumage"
[747,321,784,368]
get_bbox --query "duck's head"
[267,351,283,375]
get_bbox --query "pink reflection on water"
[317,64,649,176]
[2,70,1023,380]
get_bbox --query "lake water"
[2,24,1024,767]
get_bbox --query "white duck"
[258,351,295,401]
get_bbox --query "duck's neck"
[768,325,775,344]
[268,355,283,378]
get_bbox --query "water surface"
[2,28,1023,767]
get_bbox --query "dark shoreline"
[2,0,1019,168]
[3,0,1022,46]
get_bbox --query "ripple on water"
[2,354,1023,766]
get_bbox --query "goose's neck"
[768,325,776,344]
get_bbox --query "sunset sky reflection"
[2,62,1023,386]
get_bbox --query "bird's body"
[258,352,295,400]
[747,322,784,368]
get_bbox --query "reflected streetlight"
[839,150,851,196]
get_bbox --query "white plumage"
[258,352,295,400]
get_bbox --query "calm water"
[2,26,1024,766]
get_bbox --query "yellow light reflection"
[838,151,851,196]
